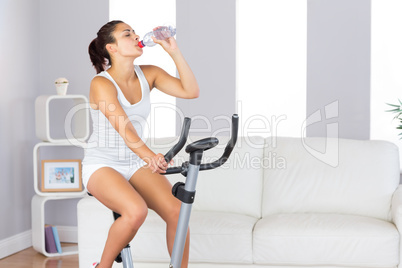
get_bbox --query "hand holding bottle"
[151,34,179,54]
[138,25,177,48]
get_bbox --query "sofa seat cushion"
[133,210,258,264]
[253,213,399,267]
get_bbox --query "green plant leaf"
[386,108,401,113]
[385,100,402,137]
[393,114,402,119]
[386,103,401,108]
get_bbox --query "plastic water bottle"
[138,25,176,48]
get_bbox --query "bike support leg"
[121,246,134,268]
[169,163,200,268]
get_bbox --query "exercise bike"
[111,114,239,268]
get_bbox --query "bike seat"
[185,137,219,153]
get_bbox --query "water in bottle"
[138,25,176,48]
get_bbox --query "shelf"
[31,195,83,257]
[35,95,89,143]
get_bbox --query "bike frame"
[114,114,239,268]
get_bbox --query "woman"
[83,20,199,268]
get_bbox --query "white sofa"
[78,136,402,268]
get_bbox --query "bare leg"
[130,167,190,268]
[87,167,148,268]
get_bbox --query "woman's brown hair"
[88,20,123,74]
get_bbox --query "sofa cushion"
[262,137,400,221]
[133,210,258,264]
[253,213,399,267]
[147,136,265,218]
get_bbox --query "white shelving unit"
[35,95,89,143]
[31,195,80,257]
[31,94,89,256]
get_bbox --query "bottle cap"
[138,41,145,48]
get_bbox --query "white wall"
[0,0,109,255]
[306,0,371,140]
[0,0,40,241]
[38,0,109,226]
[39,0,109,96]
[176,0,237,136]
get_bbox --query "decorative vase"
[55,77,69,95]
[55,83,69,95]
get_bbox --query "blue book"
[52,226,62,253]
[44,225,57,253]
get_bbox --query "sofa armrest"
[392,185,402,227]
[392,185,402,268]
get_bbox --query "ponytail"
[88,20,123,74]
[88,38,107,74]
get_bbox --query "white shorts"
[82,161,147,190]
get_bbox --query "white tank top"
[83,65,151,166]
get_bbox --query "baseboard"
[0,226,78,259]
[0,230,32,259]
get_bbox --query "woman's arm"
[144,37,200,99]
[90,76,168,173]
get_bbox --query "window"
[371,0,402,170]
[236,0,307,138]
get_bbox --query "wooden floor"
[0,244,79,268]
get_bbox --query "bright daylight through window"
[371,0,402,170]
[236,0,307,138]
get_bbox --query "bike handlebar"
[200,114,238,171]
[164,114,239,175]
[164,117,192,164]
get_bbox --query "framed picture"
[41,159,82,192]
